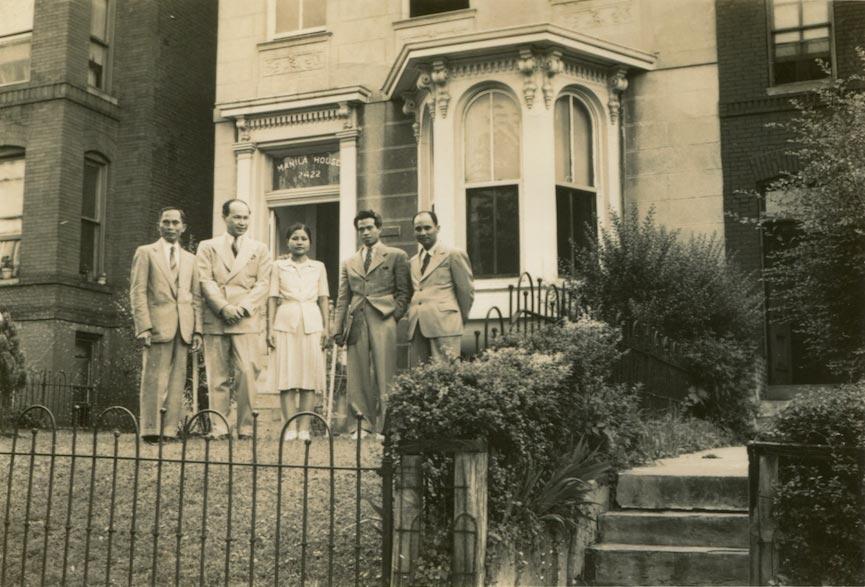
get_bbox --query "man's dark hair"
[354,209,382,229]
[412,210,438,226]
[222,198,251,217]
[160,206,187,224]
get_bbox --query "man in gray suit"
[130,207,202,443]
[196,199,272,438]
[407,210,474,364]
[333,210,410,436]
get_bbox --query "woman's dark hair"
[285,223,312,240]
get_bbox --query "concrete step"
[587,543,749,586]
[616,447,748,511]
[599,511,748,548]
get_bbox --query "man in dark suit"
[407,210,474,365]
[333,209,410,436]
[196,199,272,438]
[130,207,202,443]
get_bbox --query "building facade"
[0,0,217,388]
[717,0,865,387]
[212,0,725,355]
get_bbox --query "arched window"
[464,89,520,278]
[554,94,596,273]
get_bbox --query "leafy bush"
[388,319,642,560]
[760,385,865,585]
[572,208,761,434]
[635,410,738,461]
[0,307,27,432]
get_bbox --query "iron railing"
[9,370,96,428]
[0,405,394,586]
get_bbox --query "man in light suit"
[130,207,203,443]
[333,210,410,436]
[196,199,272,438]
[407,210,474,364]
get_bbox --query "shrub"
[388,319,642,555]
[572,208,761,433]
[635,410,738,461]
[760,385,865,585]
[0,307,27,431]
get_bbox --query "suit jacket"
[196,233,273,335]
[333,244,410,338]
[129,240,202,344]
[407,245,474,339]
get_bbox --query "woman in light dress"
[267,223,329,440]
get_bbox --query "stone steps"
[587,447,749,586]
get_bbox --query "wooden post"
[756,452,779,585]
[392,454,423,586]
[453,448,487,587]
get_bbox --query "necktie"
[231,237,239,257]
[363,247,373,273]
[169,246,179,285]
[420,251,431,275]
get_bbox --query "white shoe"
[349,430,368,440]
[298,430,311,441]
[374,433,385,442]
[283,429,298,441]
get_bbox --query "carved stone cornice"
[243,105,348,130]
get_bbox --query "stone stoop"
[587,447,750,586]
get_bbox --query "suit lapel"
[366,247,386,275]
[410,254,422,283]
[228,236,253,281]
[152,242,178,297]
[420,248,447,282]
[179,250,193,292]
[215,233,234,273]
[347,249,365,278]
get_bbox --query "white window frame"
[0,0,34,88]
[403,0,471,19]
[767,0,835,87]
[88,0,115,93]
[80,153,108,279]
[267,0,327,40]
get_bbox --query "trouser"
[203,333,261,436]
[139,334,188,437]
[409,331,462,367]
[346,306,396,434]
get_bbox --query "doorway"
[270,201,340,296]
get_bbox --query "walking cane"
[191,350,199,415]
[325,344,339,428]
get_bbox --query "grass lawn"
[0,430,385,586]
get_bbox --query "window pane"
[803,26,829,41]
[556,186,596,273]
[88,42,106,89]
[0,38,31,85]
[79,220,97,273]
[90,0,109,41]
[492,93,520,181]
[554,97,570,184]
[302,0,325,28]
[803,37,829,55]
[464,93,491,183]
[410,0,470,18]
[82,161,101,219]
[0,158,25,219]
[467,185,519,277]
[272,148,340,190]
[773,0,800,29]
[802,0,828,24]
[0,0,34,37]
[275,0,300,33]
[571,99,593,187]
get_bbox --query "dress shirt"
[418,242,440,267]
[160,238,180,269]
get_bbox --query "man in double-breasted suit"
[196,199,272,438]
[130,207,202,443]
[407,210,474,364]
[333,209,410,435]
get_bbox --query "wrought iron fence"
[9,370,96,428]
[472,272,692,408]
[0,405,394,586]
[747,441,865,586]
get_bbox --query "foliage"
[635,409,738,462]
[760,384,865,585]
[388,319,639,573]
[0,307,27,431]
[761,55,865,380]
[571,207,761,433]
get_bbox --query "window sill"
[0,78,30,90]
[86,86,118,105]
[393,8,477,31]
[0,278,19,287]
[766,78,831,97]
[258,29,332,52]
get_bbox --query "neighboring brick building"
[0,0,217,389]
[716,0,865,387]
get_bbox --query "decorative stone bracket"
[607,66,629,125]
[517,48,538,109]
